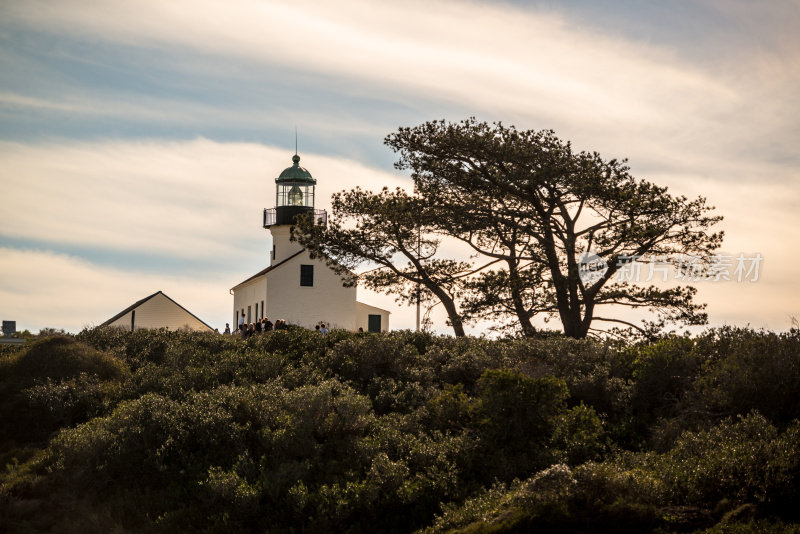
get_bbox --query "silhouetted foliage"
[1,326,798,532]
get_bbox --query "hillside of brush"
[1,326,799,533]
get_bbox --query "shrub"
[426,383,473,432]
[319,334,429,389]
[503,337,634,444]
[47,390,250,491]
[553,403,606,465]
[3,327,799,532]
[472,369,569,481]
[692,328,800,427]
[427,463,663,533]
[474,369,568,447]
[197,463,261,531]
[24,372,122,427]
[653,412,800,509]
[0,336,129,451]
[0,336,128,387]
[628,336,703,439]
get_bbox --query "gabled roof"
[356,301,392,315]
[100,290,213,330]
[230,250,304,291]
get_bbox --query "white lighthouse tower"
[230,153,390,332]
[264,153,326,265]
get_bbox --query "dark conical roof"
[276,154,316,184]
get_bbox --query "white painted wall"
[232,276,266,327]
[356,301,390,332]
[269,225,303,265]
[266,251,357,330]
[107,293,212,332]
[232,221,391,332]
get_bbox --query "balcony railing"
[263,208,327,228]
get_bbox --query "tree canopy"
[297,118,723,338]
[293,187,486,336]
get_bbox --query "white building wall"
[266,251,357,330]
[269,225,303,265]
[232,276,267,327]
[107,293,212,332]
[356,302,391,332]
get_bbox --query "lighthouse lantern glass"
[288,185,303,206]
[277,182,314,208]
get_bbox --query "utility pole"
[415,222,421,331]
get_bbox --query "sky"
[1,0,799,335]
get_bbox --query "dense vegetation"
[1,327,799,533]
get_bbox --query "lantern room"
[276,154,315,208]
[264,154,326,227]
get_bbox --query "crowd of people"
[223,318,329,339]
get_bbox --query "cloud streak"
[0,247,229,332]
[4,0,797,175]
[0,138,409,263]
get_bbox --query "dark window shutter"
[300,264,314,286]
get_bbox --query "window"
[368,314,381,333]
[300,264,314,286]
[247,305,251,323]
[261,300,264,319]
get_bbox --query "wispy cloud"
[0,138,409,262]
[0,247,228,332]
[3,1,729,127]
[4,0,797,175]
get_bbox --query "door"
[368,314,381,333]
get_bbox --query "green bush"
[627,336,704,446]
[472,369,568,481]
[427,463,663,533]
[3,326,799,532]
[501,337,635,446]
[0,335,128,387]
[692,328,800,427]
[553,403,606,465]
[24,372,122,427]
[426,383,473,432]
[0,336,129,452]
[653,412,800,509]
[319,334,430,390]
[474,369,567,445]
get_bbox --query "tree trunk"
[507,263,537,337]
[428,283,466,337]
[561,315,584,338]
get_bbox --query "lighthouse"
[231,153,390,332]
[262,153,327,265]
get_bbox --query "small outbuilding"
[101,291,213,332]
